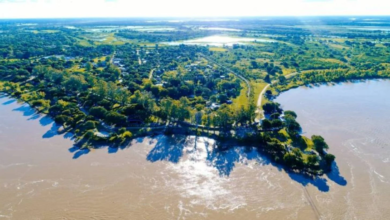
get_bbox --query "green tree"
[262,119,272,130]
[106,111,127,126]
[85,62,93,71]
[63,75,86,93]
[284,110,297,119]
[312,135,329,154]
[324,154,335,164]
[306,155,319,167]
[89,106,108,119]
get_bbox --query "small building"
[210,103,220,110]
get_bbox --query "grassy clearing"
[282,68,297,75]
[252,82,269,114]
[232,83,249,110]
[320,37,347,43]
[302,136,314,151]
[328,43,349,50]
[260,52,274,56]
[42,30,60,33]
[2,58,19,62]
[78,39,92,47]
[93,56,107,63]
[375,44,387,48]
[253,81,268,105]
[318,58,345,64]
[101,33,126,45]
[67,65,85,73]
[232,81,268,111]
[209,47,227,52]
[255,58,273,63]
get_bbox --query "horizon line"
[1,15,390,20]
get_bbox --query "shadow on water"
[326,162,347,186]
[146,135,187,163]
[68,146,90,159]
[8,101,347,191]
[146,135,273,177]
[13,105,35,117]
[288,172,330,192]
[28,113,41,120]
[108,146,119,154]
[42,123,61,139]
[144,135,347,192]
[39,115,53,126]
[206,146,272,177]
[2,99,16,105]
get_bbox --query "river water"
[0,79,389,219]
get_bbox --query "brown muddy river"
[0,79,389,219]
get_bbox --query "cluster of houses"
[153,69,165,86]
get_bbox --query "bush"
[312,135,329,154]
[262,102,282,114]
[84,130,95,139]
[105,111,127,126]
[284,110,297,119]
[324,154,335,164]
[31,99,50,108]
[54,115,72,125]
[80,120,97,131]
[122,131,132,138]
[89,106,108,119]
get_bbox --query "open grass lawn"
[209,47,227,52]
[282,68,297,75]
[232,83,249,110]
[317,58,345,64]
[101,33,126,45]
[77,39,92,47]
[232,81,268,110]
[93,56,107,63]
[328,43,349,50]
[67,65,85,73]
[253,81,268,106]
[302,136,314,151]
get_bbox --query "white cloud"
[0,0,388,18]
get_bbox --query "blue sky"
[0,0,388,18]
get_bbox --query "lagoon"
[164,35,275,47]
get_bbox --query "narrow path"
[149,68,155,80]
[256,84,270,118]
[110,51,116,64]
[136,49,142,65]
[285,71,300,79]
[199,53,251,97]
